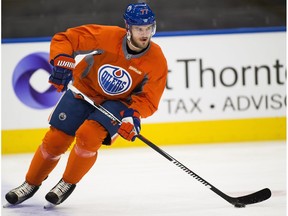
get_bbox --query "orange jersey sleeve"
[50,24,168,118]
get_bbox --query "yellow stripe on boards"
[1,128,47,154]
[2,117,286,154]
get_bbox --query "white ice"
[1,141,286,216]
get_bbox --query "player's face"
[129,24,154,50]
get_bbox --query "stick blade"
[234,188,271,205]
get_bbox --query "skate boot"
[45,179,76,206]
[5,181,40,205]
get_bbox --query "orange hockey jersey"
[50,24,168,118]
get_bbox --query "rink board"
[2,116,285,154]
[2,28,286,154]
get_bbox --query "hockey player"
[5,2,167,207]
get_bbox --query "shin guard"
[63,120,107,184]
[63,145,97,184]
[25,145,60,186]
[26,127,74,186]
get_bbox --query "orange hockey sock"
[62,120,107,184]
[26,127,74,186]
[62,145,97,184]
[26,145,60,186]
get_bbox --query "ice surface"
[2,141,286,216]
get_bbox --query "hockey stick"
[68,83,271,208]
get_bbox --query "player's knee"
[42,126,75,156]
[73,144,98,158]
[75,120,108,153]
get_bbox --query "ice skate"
[4,181,40,206]
[44,179,76,208]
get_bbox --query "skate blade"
[3,202,15,208]
[44,202,56,210]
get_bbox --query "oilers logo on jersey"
[98,64,132,95]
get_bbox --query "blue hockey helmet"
[123,3,156,26]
